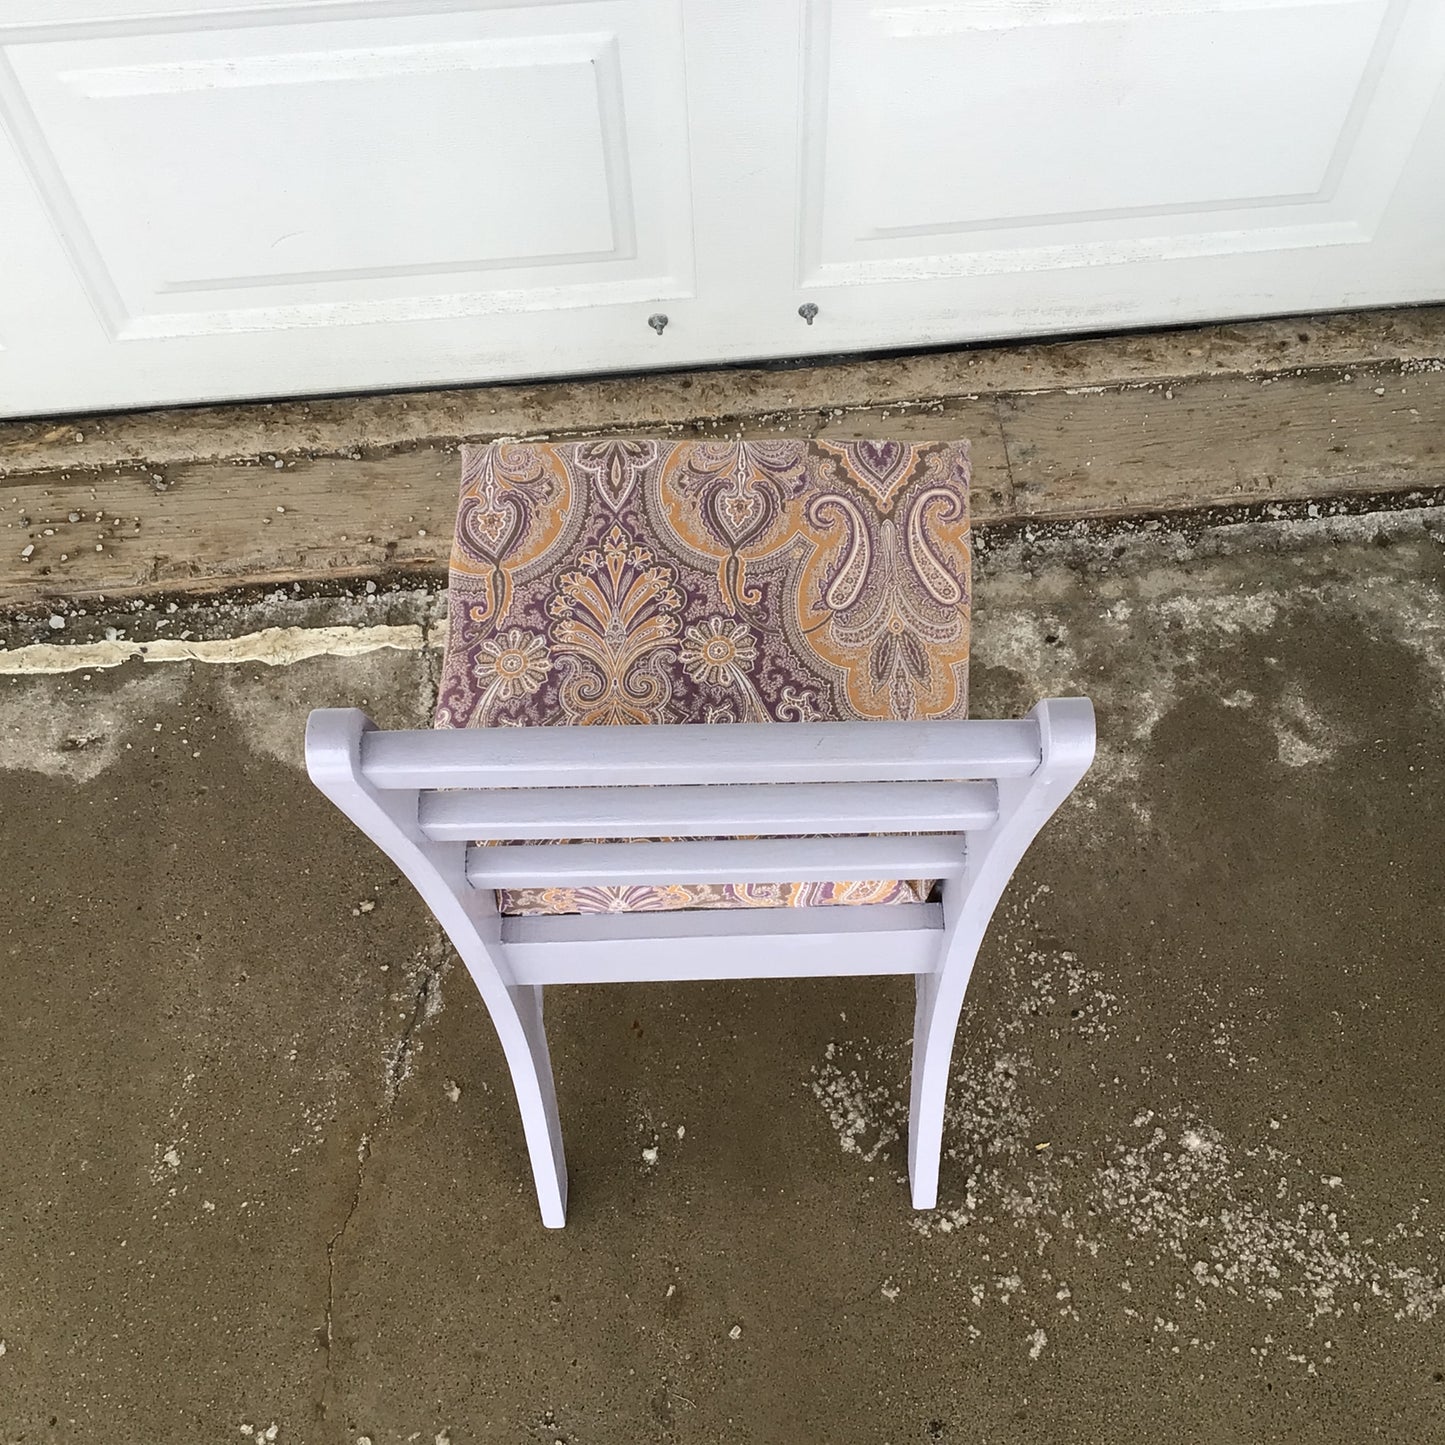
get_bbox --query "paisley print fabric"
[435,438,972,916]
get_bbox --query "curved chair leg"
[908,970,951,1209]
[908,698,1095,1210]
[491,983,568,1227]
[306,709,570,1226]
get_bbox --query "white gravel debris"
[811,904,1445,1366]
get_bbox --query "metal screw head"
[798,303,819,325]
[648,313,669,335]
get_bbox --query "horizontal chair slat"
[500,902,945,985]
[467,833,967,888]
[420,780,998,842]
[363,719,1041,790]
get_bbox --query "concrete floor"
[2,506,1443,1444]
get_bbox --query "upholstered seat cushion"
[434,438,971,916]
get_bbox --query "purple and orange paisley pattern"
[435,438,972,916]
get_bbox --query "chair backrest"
[306,702,1095,986]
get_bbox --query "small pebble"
[47,614,64,630]
[19,544,33,559]
[1373,386,1386,396]
[728,1324,742,1340]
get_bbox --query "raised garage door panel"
[1,0,1445,416]
[804,0,1441,280]
[844,5,1372,221]
[1,4,691,340]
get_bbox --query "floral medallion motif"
[549,524,683,726]
[471,628,549,709]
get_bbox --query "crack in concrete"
[320,637,450,1418]
[320,1131,369,1419]
[319,931,450,1419]
[384,937,446,1106]
[418,598,445,724]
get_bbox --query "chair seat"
[434,438,972,918]
[497,876,932,917]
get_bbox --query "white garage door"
[2,0,1444,418]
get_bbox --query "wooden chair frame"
[305,699,1095,1226]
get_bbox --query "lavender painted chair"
[307,440,1093,1226]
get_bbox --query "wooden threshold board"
[1,349,1442,607]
